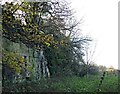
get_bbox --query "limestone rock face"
[2,37,50,81]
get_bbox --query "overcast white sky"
[70,0,118,69]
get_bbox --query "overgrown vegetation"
[3,73,118,92]
[1,0,119,93]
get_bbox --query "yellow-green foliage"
[2,49,32,74]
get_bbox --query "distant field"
[3,73,119,92]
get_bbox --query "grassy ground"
[40,74,118,92]
[3,73,119,93]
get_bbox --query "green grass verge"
[3,73,118,92]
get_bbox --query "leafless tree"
[83,39,97,77]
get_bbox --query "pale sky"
[70,0,118,69]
